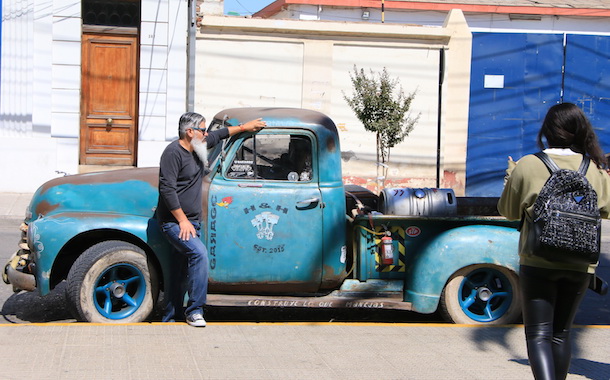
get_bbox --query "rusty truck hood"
[27,167,160,222]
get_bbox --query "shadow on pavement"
[509,358,610,380]
[568,358,610,380]
[2,283,445,324]
[472,325,610,380]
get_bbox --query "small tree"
[343,65,420,189]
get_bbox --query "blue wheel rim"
[93,263,147,320]
[457,267,513,323]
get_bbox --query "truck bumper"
[3,252,36,293]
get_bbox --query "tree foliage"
[343,66,420,166]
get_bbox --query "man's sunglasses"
[191,127,206,132]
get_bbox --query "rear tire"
[440,264,521,325]
[65,241,157,323]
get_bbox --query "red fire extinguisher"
[380,231,394,265]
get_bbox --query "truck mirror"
[217,139,230,172]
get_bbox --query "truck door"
[207,130,323,293]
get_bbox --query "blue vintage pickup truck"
[4,108,521,324]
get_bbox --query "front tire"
[440,264,521,325]
[65,241,157,323]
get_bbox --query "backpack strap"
[534,151,560,173]
[534,151,591,175]
[577,156,591,175]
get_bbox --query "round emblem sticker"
[405,226,421,237]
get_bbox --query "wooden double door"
[80,30,138,166]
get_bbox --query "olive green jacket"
[498,149,610,273]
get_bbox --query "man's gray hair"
[178,112,206,139]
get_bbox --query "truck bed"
[344,184,502,217]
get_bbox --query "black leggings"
[519,265,590,380]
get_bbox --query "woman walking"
[498,103,610,379]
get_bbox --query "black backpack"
[522,152,601,265]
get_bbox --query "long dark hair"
[537,103,606,168]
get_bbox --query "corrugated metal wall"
[466,32,610,197]
[0,0,34,136]
[564,34,610,152]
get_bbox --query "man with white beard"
[157,111,266,326]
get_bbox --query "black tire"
[439,264,521,325]
[65,241,158,323]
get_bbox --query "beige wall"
[196,10,471,194]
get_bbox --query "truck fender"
[27,213,164,295]
[404,224,519,314]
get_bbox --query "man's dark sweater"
[157,128,229,223]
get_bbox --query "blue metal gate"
[466,33,610,196]
[564,34,610,153]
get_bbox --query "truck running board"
[207,280,412,311]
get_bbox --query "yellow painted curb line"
[0,322,608,328]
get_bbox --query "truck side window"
[227,134,312,181]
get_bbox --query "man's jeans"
[160,221,209,322]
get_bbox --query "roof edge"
[254,0,610,18]
[200,15,453,41]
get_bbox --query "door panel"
[207,131,323,293]
[80,32,138,165]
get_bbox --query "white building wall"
[51,0,81,179]
[196,12,472,193]
[138,0,171,167]
[196,38,305,111]
[0,0,190,192]
[0,0,60,192]
[330,44,440,185]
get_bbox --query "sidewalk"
[0,192,32,221]
[1,322,609,380]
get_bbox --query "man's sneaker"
[186,313,207,327]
